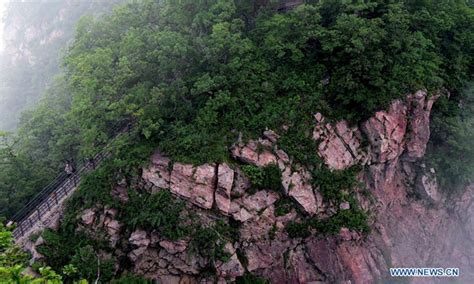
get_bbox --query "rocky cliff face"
[34,90,473,283]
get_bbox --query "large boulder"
[129,230,150,248]
[313,113,365,170]
[362,100,407,164]
[282,167,322,215]
[231,167,251,197]
[240,206,276,241]
[80,208,96,226]
[159,240,187,255]
[229,190,279,222]
[416,167,441,204]
[231,140,277,167]
[170,163,216,209]
[216,163,234,215]
[286,245,323,283]
[105,219,121,247]
[215,243,245,280]
[142,150,171,191]
[405,90,440,161]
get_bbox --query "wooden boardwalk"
[10,125,129,243]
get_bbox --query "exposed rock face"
[416,168,442,203]
[313,114,365,170]
[215,243,245,279]
[170,163,216,209]
[142,150,170,191]
[80,208,96,226]
[69,91,474,283]
[231,140,277,167]
[129,230,150,248]
[363,100,408,164]
[231,167,251,197]
[216,163,234,215]
[282,167,322,215]
[77,207,123,247]
[232,136,326,216]
[229,190,279,222]
[111,185,129,202]
[405,90,440,160]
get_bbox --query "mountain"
[0,1,473,283]
[0,0,126,131]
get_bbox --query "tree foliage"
[0,0,473,242]
[0,0,472,281]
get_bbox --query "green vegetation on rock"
[1,0,473,219]
[0,0,473,281]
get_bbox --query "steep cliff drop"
[30,91,474,283]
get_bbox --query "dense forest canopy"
[0,0,473,282]
[0,0,473,226]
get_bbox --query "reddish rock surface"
[229,190,279,222]
[170,163,216,209]
[216,163,234,215]
[64,91,474,283]
[313,114,365,170]
[231,140,277,167]
[363,100,408,164]
[142,150,171,191]
[282,166,322,215]
[405,90,440,160]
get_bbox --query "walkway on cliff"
[9,123,131,244]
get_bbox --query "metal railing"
[10,121,132,241]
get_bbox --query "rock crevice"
[55,90,474,283]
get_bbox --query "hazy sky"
[0,1,6,52]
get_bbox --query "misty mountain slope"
[0,0,126,131]
[0,0,473,283]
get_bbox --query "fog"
[0,2,5,52]
[0,0,125,131]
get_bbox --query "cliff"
[29,90,474,283]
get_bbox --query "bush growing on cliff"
[1,0,473,280]
[2,0,474,219]
[0,224,66,283]
[285,205,369,238]
[121,190,190,241]
[37,228,112,276]
[427,83,474,189]
[70,245,115,282]
[313,165,363,203]
[189,220,240,264]
[242,164,283,192]
[236,272,269,284]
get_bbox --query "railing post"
[10,124,129,241]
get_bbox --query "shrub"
[189,221,238,263]
[285,205,369,238]
[121,190,190,241]
[36,228,111,277]
[274,198,295,217]
[285,221,311,239]
[312,165,362,203]
[242,164,282,192]
[241,165,264,189]
[236,272,269,284]
[70,245,114,283]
